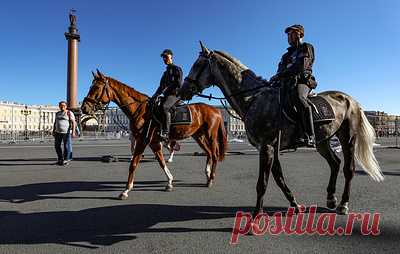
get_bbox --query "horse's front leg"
[119,139,146,200]
[129,134,136,160]
[150,141,174,191]
[254,144,274,216]
[166,140,176,163]
[271,157,299,208]
[167,149,175,163]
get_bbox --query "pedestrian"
[65,115,79,161]
[52,101,77,165]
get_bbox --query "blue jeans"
[65,133,73,160]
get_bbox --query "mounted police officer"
[270,24,317,147]
[151,49,183,139]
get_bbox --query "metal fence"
[375,136,400,148]
[0,130,126,144]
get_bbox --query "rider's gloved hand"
[149,94,158,103]
[268,74,283,88]
[269,74,279,82]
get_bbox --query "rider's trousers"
[296,84,314,137]
[162,95,179,132]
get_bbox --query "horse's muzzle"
[179,82,196,100]
[81,103,93,115]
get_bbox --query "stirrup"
[295,136,315,148]
[305,135,316,148]
[305,139,315,148]
[159,131,169,140]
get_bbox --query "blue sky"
[0,0,399,114]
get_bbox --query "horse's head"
[81,69,113,115]
[180,42,215,100]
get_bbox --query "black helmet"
[160,49,173,57]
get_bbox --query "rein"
[186,53,269,121]
[84,77,149,123]
[185,53,270,121]
[195,83,268,101]
[189,53,269,100]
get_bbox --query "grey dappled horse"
[179,42,384,215]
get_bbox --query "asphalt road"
[0,140,399,254]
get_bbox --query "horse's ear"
[96,69,105,79]
[199,41,210,56]
[92,71,97,79]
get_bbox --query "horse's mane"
[107,76,149,100]
[214,50,249,70]
[213,50,249,83]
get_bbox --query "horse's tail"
[353,107,384,182]
[217,117,228,161]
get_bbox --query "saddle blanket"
[309,95,335,123]
[171,105,192,125]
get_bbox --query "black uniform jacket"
[276,42,317,89]
[155,64,183,96]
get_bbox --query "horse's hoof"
[207,180,214,188]
[290,201,300,209]
[252,209,264,218]
[167,159,173,163]
[288,201,302,213]
[327,197,338,209]
[118,193,128,200]
[165,184,173,192]
[336,203,349,215]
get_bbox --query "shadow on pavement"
[0,203,350,248]
[0,181,125,203]
[0,156,157,166]
[0,180,189,203]
[355,170,400,177]
[0,204,240,247]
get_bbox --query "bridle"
[83,77,147,115]
[183,53,214,95]
[184,52,268,101]
[83,78,112,111]
[183,52,270,121]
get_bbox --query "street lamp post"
[11,105,15,143]
[21,105,31,140]
[39,106,42,141]
[396,115,399,148]
[39,107,47,142]
[42,112,47,142]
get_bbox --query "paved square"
[0,140,399,253]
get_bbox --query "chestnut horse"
[129,133,178,163]
[81,70,227,200]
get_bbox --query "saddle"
[171,104,192,125]
[308,95,335,123]
[151,99,193,126]
[282,93,335,125]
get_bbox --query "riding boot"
[295,108,315,148]
[160,111,171,140]
[295,124,308,147]
[304,107,316,147]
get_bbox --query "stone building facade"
[216,106,246,139]
[0,101,58,133]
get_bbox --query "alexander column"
[64,9,80,110]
